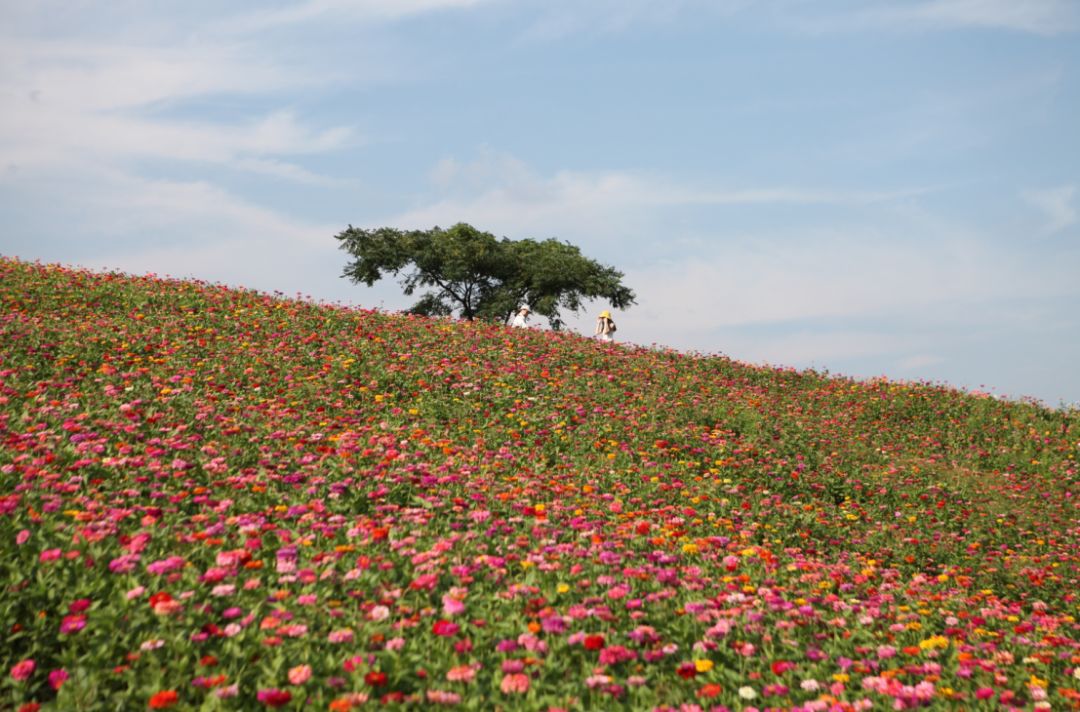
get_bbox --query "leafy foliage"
[1,257,1079,711]
[335,222,636,328]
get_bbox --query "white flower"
[738,686,757,700]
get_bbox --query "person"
[594,310,616,342]
[511,305,530,328]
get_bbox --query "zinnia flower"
[288,664,312,685]
[583,634,605,650]
[59,614,86,634]
[432,619,459,637]
[148,690,179,709]
[256,688,292,707]
[48,668,68,690]
[500,673,530,694]
[10,659,35,681]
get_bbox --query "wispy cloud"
[0,33,355,178]
[388,149,927,240]
[225,0,495,33]
[1023,185,1077,234]
[782,0,1080,35]
[516,0,754,42]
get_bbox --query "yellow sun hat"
[599,310,611,318]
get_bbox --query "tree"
[335,222,635,328]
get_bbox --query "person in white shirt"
[511,305,530,328]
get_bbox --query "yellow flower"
[919,635,949,650]
[695,659,714,673]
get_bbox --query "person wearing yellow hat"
[594,309,616,342]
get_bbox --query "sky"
[1,0,1078,407]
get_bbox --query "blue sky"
[2,0,1078,406]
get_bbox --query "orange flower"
[698,683,723,699]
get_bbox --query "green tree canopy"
[335,222,635,328]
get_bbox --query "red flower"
[148,592,172,608]
[256,689,292,707]
[148,690,178,709]
[364,671,388,688]
[771,660,795,675]
[584,634,605,651]
[677,662,697,679]
[432,619,459,637]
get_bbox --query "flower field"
[2,257,1079,711]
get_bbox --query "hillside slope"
[2,257,1078,710]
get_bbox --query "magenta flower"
[48,668,68,690]
[59,614,87,634]
[432,619,459,637]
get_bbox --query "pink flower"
[446,665,476,683]
[15,529,30,546]
[109,554,140,573]
[442,594,466,616]
[146,556,185,575]
[599,645,637,665]
[11,659,35,682]
[410,573,438,590]
[426,689,462,705]
[975,687,995,700]
[327,628,354,644]
[500,673,530,694]
[287,664,312,685]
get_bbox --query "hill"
[1,257,1078,710]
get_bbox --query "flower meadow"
[1,258,1079,711]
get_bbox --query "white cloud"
[895,0,1079,35]
[0,31,355,181]
[516,0,755,42]
[782,0,1080,35]
[1023,185,1077,234]
[226,0,495,32]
